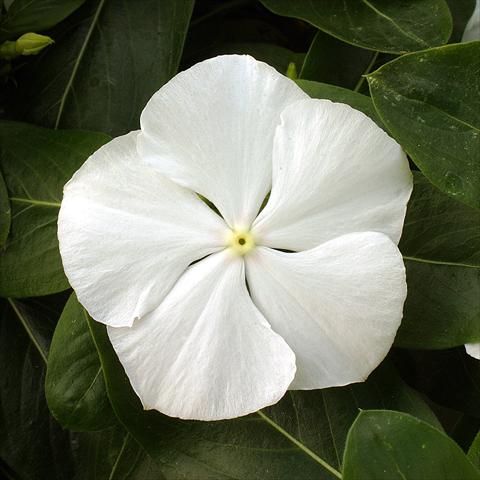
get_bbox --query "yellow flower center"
[227,229,255,256]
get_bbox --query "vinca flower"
[58,55,413,420]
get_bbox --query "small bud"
[0,32,54,60]
[286,62,298,80]
[15,32,54,56]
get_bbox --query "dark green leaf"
[396,172,480,348]
[23,0,194,136]
[0,297,162,479]
[343,410,480,480]
[89,314,439,479]
[46,293,116,431]
[297,79,382,126]
[469,430,480,469]
[0,169,10,246]
[0,121,110,297]
[300,30,377,90]
[368,42,480,209]
[259,0,452,53]
[72,426,165,480]
[0,0,85,42]
[0,298,74,480]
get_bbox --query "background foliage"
[0,0,479,479]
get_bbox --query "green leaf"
[23,0,194,136]
[368,42,480,209]
[46,293,116,431]
[469,430,480,469]
[0,121,110,297]
[72,426,165,480]
[0,168,10,246]
[300,30,377,90]
[396,172,480,349]
[259,0,452,53]
[296,79,383,127]
[0,297,163,479]
[343,410,480,480]
[0,0,85,42]
[0,298,74,480]
[88,314,439,479]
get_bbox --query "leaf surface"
[260,0,452,53]
[23,0,194,136]
[343,410,480,479]
[46,293,116,431]
[397,172,480,348]
[0,121,110,297]
[368,42,480,209]
[0,0,85,42]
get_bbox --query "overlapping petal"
[245,232,406,389]
[138,55,308,229]
[252,99,412,251]
[58,132,228,328]
[108,250,296,420]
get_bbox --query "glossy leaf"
[396,172,480,348]
[368,42,480,209]
[23,0,194,136]
[0,169,10,246]
[297,79,382,126]
[0,0,85,42]
[259,0,452,53]
[46,293,116,431]
[300,30,377,90]
[343,410,480,480]
[0,121,110,297]
[89,315,439,479]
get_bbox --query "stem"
[257,410,343,479]
[353,51,379,93]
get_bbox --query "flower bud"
[0,32,54,60]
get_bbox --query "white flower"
[58,55,412,421]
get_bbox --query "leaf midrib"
[257,410,343,479]
[10,197,61,208]
[360,0,430,48]
[54,0,107,129]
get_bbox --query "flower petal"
[245,232,407,389]
[58,132,227,328]
[138,55,308,229]
[108,250,296,420]
[252,99,412,251]
[466,343,480,360]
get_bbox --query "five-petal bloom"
[58,55,413,421]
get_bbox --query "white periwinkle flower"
[58,55,413,421]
